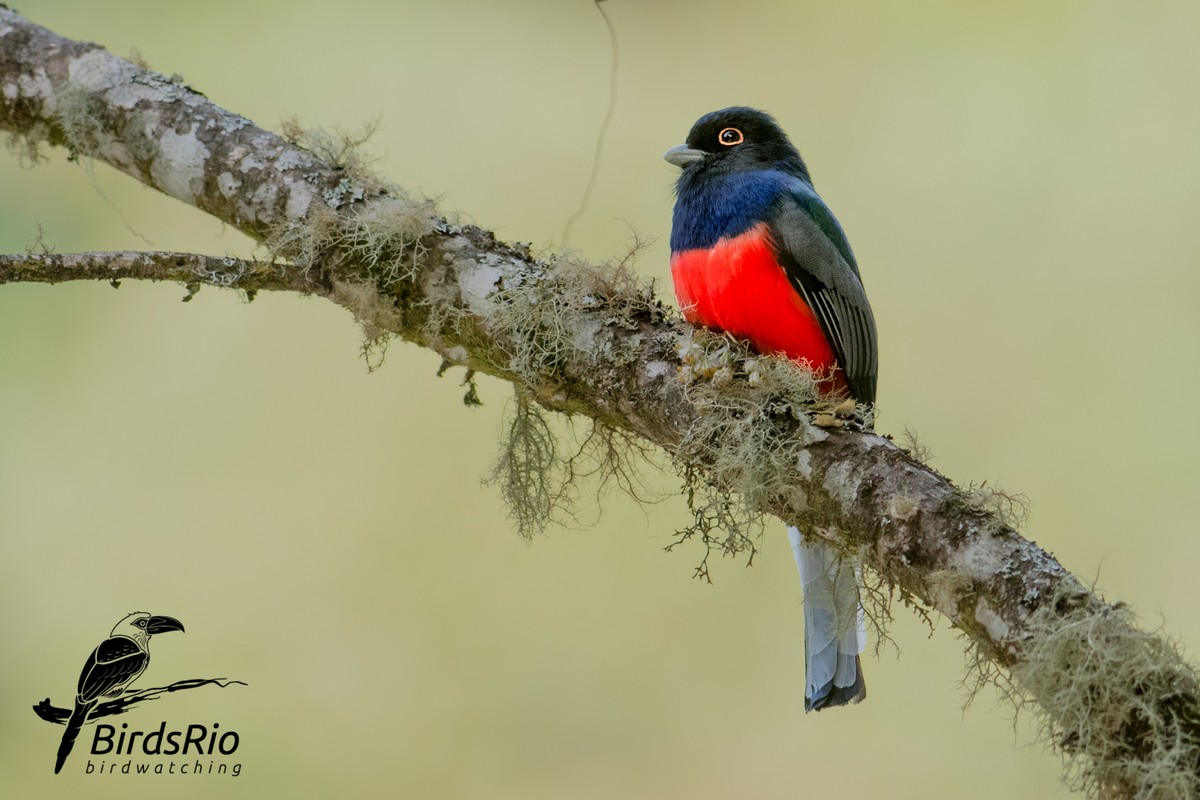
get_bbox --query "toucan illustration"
[54,612,185,774]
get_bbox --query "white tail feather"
[788,525,866,711]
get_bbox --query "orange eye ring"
[718,127,744,146]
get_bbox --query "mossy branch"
[2,7,1197,797]
[0,251,315,296]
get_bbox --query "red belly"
[671,223,846,395]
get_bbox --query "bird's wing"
[766,183,878,405]
[77,636,147,703]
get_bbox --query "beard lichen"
[328,278,405,371]
[279,118,385,191]
[263,122,438,368]
[1014,594,1200,799]
[665,330,895,651]
[483,250,663,388]
[488,391,564,538]
[267,192,436,289]
[265,120,436,283]
[486,389,660,540]
[964,482,1031,534]
[668,330,827,580]
[960,587,1200,799]
[473,250,668,540]
[54,81,111,161]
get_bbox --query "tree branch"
[32,679,248,726]
[0,251,314,295]
[2,7,1197,796]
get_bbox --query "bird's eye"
[135,620,146,628]
[718,127,744,146]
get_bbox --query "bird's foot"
[811,399,871,431]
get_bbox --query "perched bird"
[54,612,185,773]
[665,107,877,711]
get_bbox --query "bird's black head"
[664,107,811,182]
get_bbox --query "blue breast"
[671,168,859,278]
[670,169,793,252]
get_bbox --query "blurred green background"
[2,1,1199,797]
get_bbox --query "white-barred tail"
[788,525,867,711]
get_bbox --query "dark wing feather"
[766,185,878,405]
[77,636,147,702]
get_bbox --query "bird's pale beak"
[663,144,704,168]
[145,615,185,635]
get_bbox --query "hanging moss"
[1013,592,1200,799]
